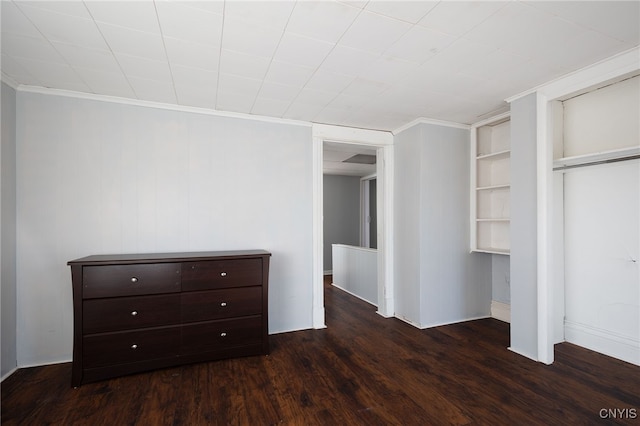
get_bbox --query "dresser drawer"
[83,263,181,299]
[181,287,262,323]
[181,316,262,354]
[83,327,180,368]
[83,294,180,334]
[182,258,262,291]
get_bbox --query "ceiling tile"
[251,97,290,117]
[53,43,121,73]
[98,23,166,61]
[537,29,627,73]
[458,48,530,83]
[274,33,335,69]
[321,44,380,76]
[287,1,360,43]
[359,55,420,84]
[16,1,92,19]
[221,16,283,58]
[73,67,134,98]
[257,81,301,102]
[0,53,42,86]
[16,4,108,50]
[417,1,508,36]
[339,10,412,54]
[305,69,355,93]
[385,24,457,64]
[223,1,295,33]
[283,100,324,121]
[219,49,271,80]
[426,37,498,72]
[174,83,216,109]
[13,57,90,92]
[85,1,161,34]
[294,87,338,106]
[217,73,262,99]
[365,1,439,24]
[263,60,316,87]
[163,37,219,71]
[1,1,42,38]
[115,53,172,83]
[327,92,369,110]
[128,77,177,104]
[342,77,389,97]
[1,33,65,63]
[526,0,640,45]
[177,1,224,15]
[171,64,217,91]
[155,1,222,46]
[462,2,554,50]
[216,91,254,114]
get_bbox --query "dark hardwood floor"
[3,276,639,425]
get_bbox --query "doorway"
[311,124,394,329]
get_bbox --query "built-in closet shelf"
[471,114,511,256]
[476,247,510,255]
[477,149,510,161]
[554,146,640,169]
[477,184,510,191]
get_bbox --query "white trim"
[553,146,640,169]
[565,321,640,366]
[313,123,393,145]
[491,301,511,323]
[507,47,640,103]
[508,346,539,362]
[471,111,511,128]
[393,117,470,135]
[312,125,394,324]
[417,315,492,330]
[312,136,326,330]
[537,92,554,365]
[16,84,312,128]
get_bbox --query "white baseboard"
[564,320,639,366]
[491,300,511,323]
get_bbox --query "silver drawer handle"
[131,311,138,316]
[220,332,227,337]
[131,344,138,349]
[220,272,227,277]
[131,277,138,283]
[220,302,227,307]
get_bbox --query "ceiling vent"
[343,154,376,165]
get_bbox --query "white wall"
[394,122,491,328]
[1,82,18,377]
[323,175,360,272]
[332,244,377,306]
[16,91,313,367]
[509,93,539,360]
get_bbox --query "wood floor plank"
[2,277,639,425]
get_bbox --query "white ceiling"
[1,1,639,132]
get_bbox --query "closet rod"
[553,154,640,171]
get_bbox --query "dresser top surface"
[68,250,271,266]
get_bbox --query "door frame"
[312,124,394,328]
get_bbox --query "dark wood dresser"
[68,250,270,387]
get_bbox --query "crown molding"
[393,117,470,135]
[15,84,313,128]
